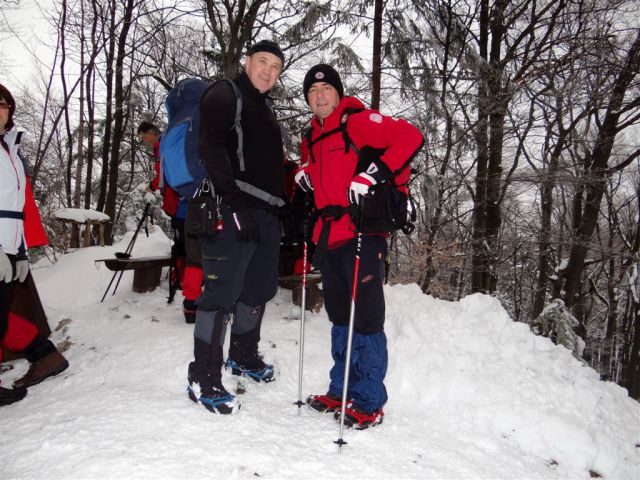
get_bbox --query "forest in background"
[1,0,639,399]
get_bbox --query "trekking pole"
[115,203,151,259]
[335,198,364,451]
[112,203,151,296]
[100,203,151,302]
[294,194,312,412]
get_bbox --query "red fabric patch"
[3,312,38,353]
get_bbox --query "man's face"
[244,52,283,93]
[139,131,158,147]
[307,82,340,121]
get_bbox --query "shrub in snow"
[531,299,585,359]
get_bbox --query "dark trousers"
[191,206,279,391]
[320,235,389,413]
[1,255,55,365]
[320,235,387,334]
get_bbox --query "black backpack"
[305,109,418,235]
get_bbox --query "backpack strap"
[226,79,245,172]
[306,108,365,163]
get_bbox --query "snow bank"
[1,231,639,479]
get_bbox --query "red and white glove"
[294,165,313,193]
[348,163,380,205]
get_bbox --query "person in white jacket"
[0,83,68,406]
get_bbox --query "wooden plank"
[95,256,172,272]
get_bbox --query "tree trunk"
[104,0,135,243]
[96,0,117,215]
[562,33,640,308]
[370,0,383,110]
[471,0,490,293]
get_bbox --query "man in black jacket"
[187,40,286,414]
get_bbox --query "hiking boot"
[225,357,275,383]
[187,377,240,415]
[13,350,69,389]
[183,299,196,324]
[306,393,348,413]
[0,386,28,406]
[334,405,384,430]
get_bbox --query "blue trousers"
[327,325,388,413]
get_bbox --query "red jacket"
[149,141,180,217]
[24,178,48,248]
[301,96,423,247]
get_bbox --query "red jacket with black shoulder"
[301,96,424,248]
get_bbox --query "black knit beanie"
[303,64,344,104]
[247,40,285,65]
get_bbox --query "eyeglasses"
[0,101,10,110]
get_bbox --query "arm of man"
[348,111,424,175]
[198,81,241,203]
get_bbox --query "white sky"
[1,0,55,93]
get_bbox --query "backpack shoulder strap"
[225,79,245,172]
[306,107,365,154]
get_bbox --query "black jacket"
[198,72,285,209]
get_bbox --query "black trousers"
[320,235,387,334]
[191,206,279,391]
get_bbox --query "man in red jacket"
[295,65,423,429]
[138,121,203,323]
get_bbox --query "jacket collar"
[236,72,271,101]
[310,96,366,132]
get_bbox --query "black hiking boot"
[187,375,240,415]
[183,299,196,324]
[0,386,28,406]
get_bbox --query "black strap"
[306,108,365,163]
[311,205,351,268]
[0,210,24,220]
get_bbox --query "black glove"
[229,197,259,242]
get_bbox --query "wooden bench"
[278,273,323,312]
[96,256,173,293]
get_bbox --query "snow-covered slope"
[1,227,639,479]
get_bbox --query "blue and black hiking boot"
[225,358,275,383]
[187,378,240,415]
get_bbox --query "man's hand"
[294,165,313,193]
[229,197,259,242]
[348,163,381,205]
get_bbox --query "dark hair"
[137,121,160,135]
[0,83,16,131]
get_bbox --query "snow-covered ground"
[2,226,640,479]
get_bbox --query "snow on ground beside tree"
[1,226,640,479]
